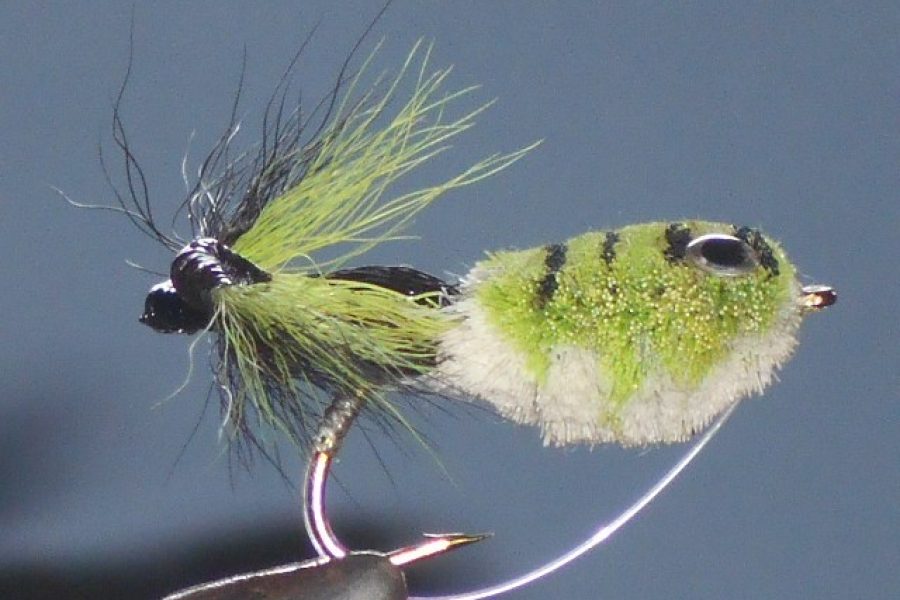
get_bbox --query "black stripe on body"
[536,243,568,308]
[734,225,780,275]
[663,222,692,262]
[602,231,619,265]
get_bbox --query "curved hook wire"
[415,402,738,600]
[304,449,488,568]
[303,403,737,598]
[304,451,349,559]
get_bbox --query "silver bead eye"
[686,234,758,276]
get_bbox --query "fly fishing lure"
[123,42,834,459]
[80,31,835,600]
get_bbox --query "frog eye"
[685,234,758,276]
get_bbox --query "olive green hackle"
[211,41,535,447]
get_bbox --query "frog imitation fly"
[76,37,835,599]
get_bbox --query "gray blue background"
[1,2,897,599]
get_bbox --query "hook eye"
[686,234,758,277]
